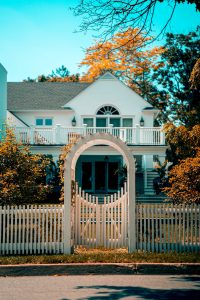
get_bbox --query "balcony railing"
[12,125,165,145]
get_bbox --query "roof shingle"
[7,82,90,110]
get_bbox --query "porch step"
[136,195,168,203]
[144,171,159,195]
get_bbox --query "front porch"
[12,125,165,145]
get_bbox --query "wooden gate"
[74,185,128,248]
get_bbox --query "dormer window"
[97,106,119,115]
[36,118,53,126]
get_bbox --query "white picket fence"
[0,202,200,255]
[0,205,64,255]
[136,204,200,253]
[73,186,128,249]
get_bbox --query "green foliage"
[153,30,200,126]
[58,142,76,203]
[23,66,80,82]
[0,128,51,205]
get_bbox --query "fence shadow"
[74,284,200,300]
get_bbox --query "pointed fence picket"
[136,204,200,252]
[0,205,64,255]
[74,184,128,248]
[0,201,200,255]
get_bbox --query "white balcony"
[12,125,165,146]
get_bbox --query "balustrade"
[12,125,165,145]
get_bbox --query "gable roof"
[7,82,90,110]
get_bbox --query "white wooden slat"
[26,206,29,254]
[139,205,143,251]
[41,206,45,254]
[57,205,61,252]
[159,205,162,253]
[155,204,158,253]
[182,204,186,252]
[10,206,14,254]
[2,206,6,255]
[45,205,49,253]
[152,205,155,253]
[194,205,197,252]
[53,206,56,253]
[38,205,41,254]
[175,205,178,253]
[191,204,194,252]
[163,204,166,253]
[96,196,100,247]
[0,206,2,254]
[179,205,182,252]
[171,204,174,252]
[110,194,114,248]
[143,204,146,252]
[6,206,10,255]
[147,204,150,252]
[30,205,33,254]
[114,193,117,249]
[49,205,53,253]
[92,196,96,248]
[167,205,170,252]
[14,207,17,255]
[117,191,120,248]
[103,196,107,248]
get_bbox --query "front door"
[81,160,119,193]
[95,161,106,192]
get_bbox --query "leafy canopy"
[153,30,200,127]
[0,128,50,205]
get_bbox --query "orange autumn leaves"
[80,28,164,92]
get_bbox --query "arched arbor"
[64,133,136,253]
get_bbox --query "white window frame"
[35,117,53,127]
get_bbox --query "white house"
[5,71,167,196]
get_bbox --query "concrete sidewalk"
[0,263,200,276]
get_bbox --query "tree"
[164,149,200,204]
[164,123,200,165]
[190,58,200,90]
[0,128,51,205]
[153,30,200,127]
[153,123,200,198]
[23,66,80,82]
[80,27,167,111]
[73,1,199,44]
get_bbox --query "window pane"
[83,118,94,127]
[110,118,120,127]
[82,162,92,190]
[123,118,133,127]
[36,119,43,126]
[108,162,119,190]
[96,118,106,127]
[45,119,52,126]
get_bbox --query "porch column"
[55,124,61,144]
[135,124,140,144]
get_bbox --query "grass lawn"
[0,248,199,265]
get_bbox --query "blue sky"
[0,0,199,81]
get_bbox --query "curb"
[0,263,200,276]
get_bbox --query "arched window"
[96,106,120,127]
[97,106,119,115]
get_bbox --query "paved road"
[0,275,200,300]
